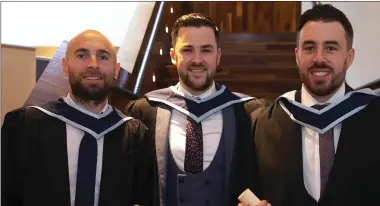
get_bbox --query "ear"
[114,62,121,79]
[62,57,69,77]
[294,47,300,68]
[216,47,221,66]
[345,48,355,70]
[170,48,177,65]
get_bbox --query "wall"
[2,1,156,74]
[301,2,380,88]
[1,44,36,124]
[117,2,155,73]
[1,2,138,47]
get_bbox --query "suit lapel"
[155,107,171,206]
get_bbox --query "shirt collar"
[66,93,110,115]
[301,83,346,107]
[176,81,217,100]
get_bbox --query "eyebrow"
[97,49,111,55]
[302,40,316,45]
[324,40,340,47]
[181,44,215,49]
[74,48,89,53]
[201,44,214,49]
[302,40,340,46]
[74,48,111,55]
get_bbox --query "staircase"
[21,2,303,111]
[157,33,301,102]
[110,2,303,107]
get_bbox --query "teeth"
[312,72,329,76]
[190,69,204,72]
[85,77,101,80]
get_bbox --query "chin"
[186,81,207,91]
[309,84,336,96]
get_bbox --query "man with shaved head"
[2,30,154,206]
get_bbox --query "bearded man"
[249,4,380,206]
[124,13,270,206]
[2,30,155,206]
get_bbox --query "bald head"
[65,30,117,59]
[62,29,120,102]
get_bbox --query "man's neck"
[69,92,107,114]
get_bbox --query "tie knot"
[193,96,201,101]
[312,103,330,110]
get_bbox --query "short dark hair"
[171,13,219,48]
[297,4,354,49]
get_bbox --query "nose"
[192,50,203,64]
[87,55,99,69]
[313,47,326,64]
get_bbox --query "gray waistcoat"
[163,107,236,206]
[165,131,226,206]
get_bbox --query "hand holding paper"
[238,189,271,206]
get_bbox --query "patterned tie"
[75,132,98,206]
[312,104,335,194]
[184,116,203,174]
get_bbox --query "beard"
[300,61,347,97]
[68,69,114,101]
[178,62,215,92]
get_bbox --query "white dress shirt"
[169,82,223,171]
[300,83,345,201]
[65,94,110,206]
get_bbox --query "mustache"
[308,62,333,70]
[188,63,207,69]
[80,69,104,77]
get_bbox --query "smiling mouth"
[83,76,102,80]
[311,71,330,77]
[189,69,205,73]
[189,67,206,73]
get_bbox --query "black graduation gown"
[1,105,155,206]
[251,90,380,206]
[124,85,267,206]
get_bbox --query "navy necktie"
[184,116,203,174]
[75,132,98,206]
[312,104,335,194]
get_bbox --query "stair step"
[219,33,297,43]
[219,42,295,54]
[220,54,297,67]
[220,52,295,56]
[151,41,296,55]
[152,33,300,101]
